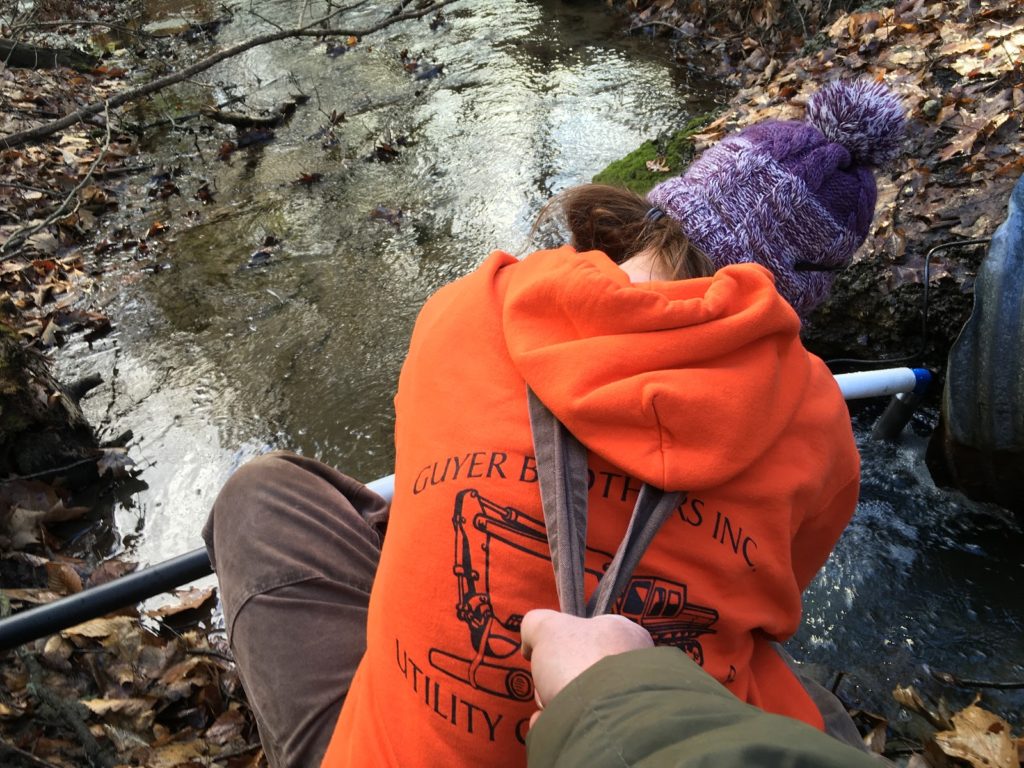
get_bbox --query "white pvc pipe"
[834,367,928,400]
[366,473,395,502]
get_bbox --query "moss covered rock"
[592,114,714,194]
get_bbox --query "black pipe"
[870,369,934,441]
[871,390,927,441]
[0,547,212,652]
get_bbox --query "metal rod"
[0,369,929,651]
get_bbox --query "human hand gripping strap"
[526,387,682,618]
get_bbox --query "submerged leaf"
[88,557,139,587]
[933,703,1018,768]
[893,684,953,730]
[97,447,136,477]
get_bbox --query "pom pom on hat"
[805,79,904,166]
[648,78,906,318]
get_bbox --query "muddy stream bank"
[57,0,1023,727]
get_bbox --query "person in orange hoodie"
[203,78,904,767]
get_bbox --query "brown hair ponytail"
[532,184,714,280]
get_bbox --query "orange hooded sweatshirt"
[323,247,860,767]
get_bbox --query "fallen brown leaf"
[645,157,671,172]
[62,615,136,641]
[42,634,74,671]
[933,703,1018,768]
[147,586,216,618]
[46,561,84,595]
[0,701,26,719]
[97,447,136,478]
[894,684,953,730]
[88,557,139,587]
[205,705,246,745]
[0,587,64,606]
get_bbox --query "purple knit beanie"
[649,80,905,317]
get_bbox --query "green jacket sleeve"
[527,647,880,768]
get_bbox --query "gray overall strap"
[526,386,683,618]
[527,386,590,618]
[586,485,683,616]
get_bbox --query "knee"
[227,450,297,496]
[202,451,300,561]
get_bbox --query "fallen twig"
[0,182,60,197]
[628,19,696,36]
[90,163,153,178]
[200,98,299,128]
[0,38,98,71]
[185,647,235,664]
[1,0,457,150]
[0,737,63,768]
[928,666,1024,691]
[214,741,262,761]
[0,456,99,483]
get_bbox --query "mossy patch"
[592,112,717,195]
[800,30,832,55]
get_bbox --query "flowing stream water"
[58,0,1022,726]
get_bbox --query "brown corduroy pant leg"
[202,451,389,768]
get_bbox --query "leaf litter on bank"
[2,587,261,767]
[1,15,268,768]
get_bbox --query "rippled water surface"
[61,0,1022,724]
[70,0,719,559]
[795,410,1022,723]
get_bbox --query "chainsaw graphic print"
[428,488,719,702]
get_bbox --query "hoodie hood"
[502,246,826,490]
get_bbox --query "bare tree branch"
[8,19,153,38]
[298,0,313,28]
[1,0,457,150]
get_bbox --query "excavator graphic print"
[427,488,719,702]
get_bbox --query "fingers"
[520,608,561,661]
[521,609,655,724]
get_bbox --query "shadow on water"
[57,0,1022,725]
